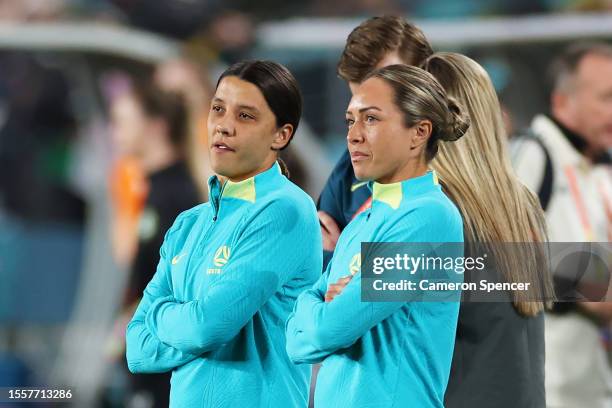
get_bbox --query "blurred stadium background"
[0,0,611,406]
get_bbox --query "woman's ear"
[271,124,294,151]
[410,119,432,150]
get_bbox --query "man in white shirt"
[512,42,612,408]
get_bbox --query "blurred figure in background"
[512,42,612,408]
[424,52,552,408]
[0,53,85,225]
[154,57,214,200]
[317,15,433,269]
[108,152,147,268]
[109,78,200,408]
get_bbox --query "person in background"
[423,52,554,408]
[110,78,200,408]
[154,57,214,201]
[108,153,148,268]
[317,15,433,269]
[511,42,612,408]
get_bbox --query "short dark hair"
[215,60,302,150]
[131,80,188,148]
[337,16,433,83]
[549,41,612,92]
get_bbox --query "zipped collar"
[207,162,283,218]
[367,170,439,210]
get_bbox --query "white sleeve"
[509,137,548,196]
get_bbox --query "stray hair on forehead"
[216,60,303,151]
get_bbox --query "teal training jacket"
[126,162,322,408]
[286,171,464,408]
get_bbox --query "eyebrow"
[238,104,260,114]
[212,97,260,114]
[346,106,382,115]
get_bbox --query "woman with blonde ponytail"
[423,52,555,408]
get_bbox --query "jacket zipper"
[211,181,227,222]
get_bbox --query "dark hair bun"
[442,97,470,142]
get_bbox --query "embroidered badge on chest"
[208,245,231,274]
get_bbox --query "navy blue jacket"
[317,149,371,268]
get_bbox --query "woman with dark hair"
[110,79,201,407]
[286,65,468,407]
[125,60,322,407]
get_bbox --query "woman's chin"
[353,169,373,182]
[211,164,232,179]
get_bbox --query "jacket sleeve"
[285,268,332,364]
[285,205,463,363]
[285,270,406,363]
[145,200,322,354]
[125,216,199,373]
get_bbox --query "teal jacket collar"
[207,161,284,206]
[368,170,440,210]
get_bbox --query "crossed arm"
[125,247,199,373]
[286,206,464,364]
[142,202,319,356]
[285,266,406,364]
